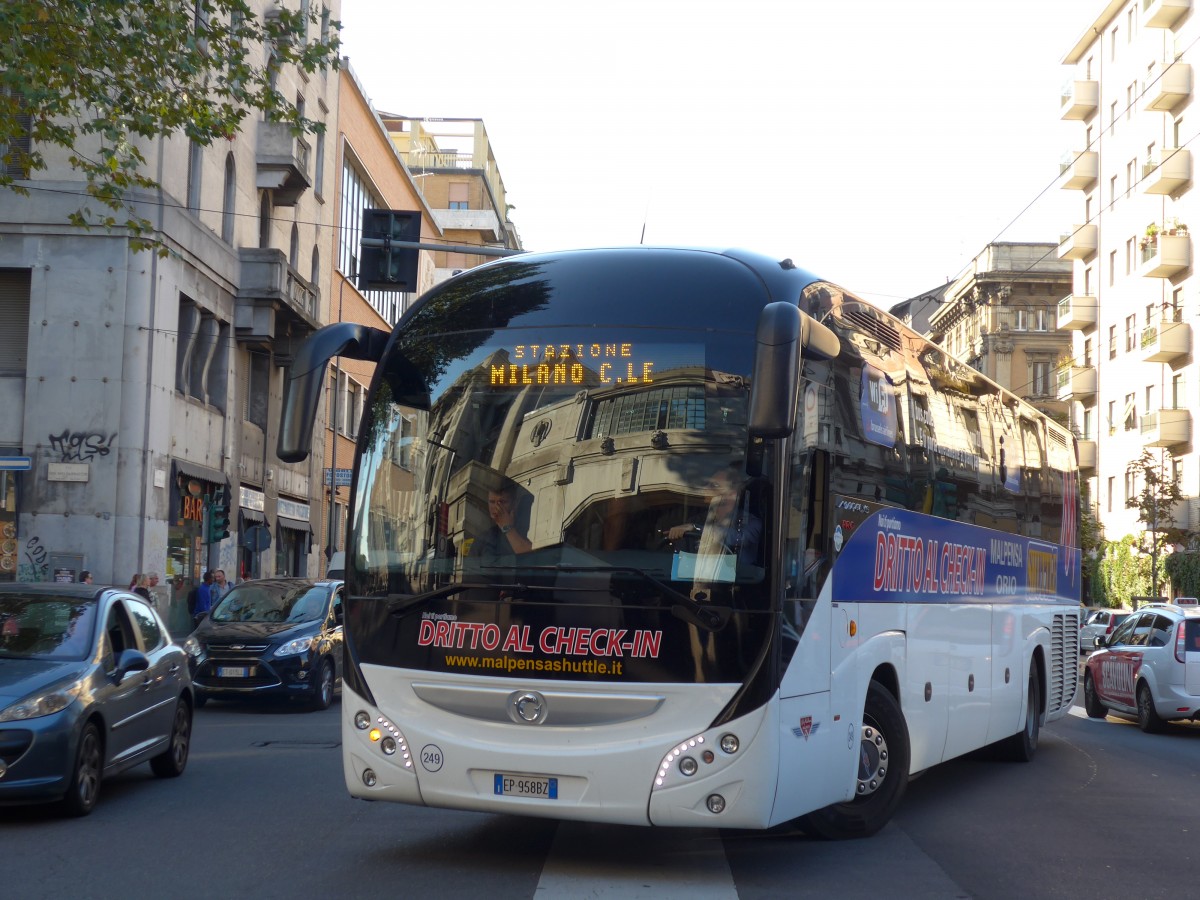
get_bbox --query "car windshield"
[0,594,98,661]
[210,584,328,624]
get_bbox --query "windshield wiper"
[387,582,556,616]
[516,565,730,632]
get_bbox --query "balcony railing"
[1145,62,1192,112]
[1139,232,1191,277]
[1141,147,1192,194]
[1142,0,1191,30]
[1061,79,1099,120]
[1060,150,1099,190]
[1058,223,1099,260]
[1140,408,1191,447]
[1057,294,1097,330]
[1142,317,1192,362]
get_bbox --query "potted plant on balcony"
[1142,222,1160,251]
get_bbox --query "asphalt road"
[2,684,1198,899]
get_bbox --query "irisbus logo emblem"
[509,690,548,725]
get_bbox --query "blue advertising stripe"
[833,506,1081,605]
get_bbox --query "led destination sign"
[490,342,658,387]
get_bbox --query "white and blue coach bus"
[278,246,1081,839]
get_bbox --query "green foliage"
[0,1,340,247]
[1164,551,1200,598]
[1092,535,1151,607]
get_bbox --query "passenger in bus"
[468,479,533,560]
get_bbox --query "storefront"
[170,459,227,635]
[0,455,25,582]
[239,485,269,580]
[275,496,313,577]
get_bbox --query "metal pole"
[358,237,523,258]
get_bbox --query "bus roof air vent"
[839,308,903,354]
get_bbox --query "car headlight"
[274,636,314,657]
[0,679,84,722]
[183,636,204,658]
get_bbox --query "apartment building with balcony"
[923,242,1072,422]
[0,3,340,624]
[1059,0,1198,540]
[380,115,523,279]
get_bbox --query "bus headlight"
[719,733,739,754]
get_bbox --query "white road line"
[536,822,738,899]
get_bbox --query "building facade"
[0,3,340,633]
[380,115,523,278]
[926,243,1072,424]
[1058,0,1197,541]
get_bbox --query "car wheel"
[1083,672,1107,718]
[60,721,102,817]
[311,659,334,711]
[797,681,910,839]
[999,664,1041,762]
[150,699,192,778]
[1136,682,1166,734]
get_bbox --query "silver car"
[1082,604,1200,732]
[1079,608,1132,654]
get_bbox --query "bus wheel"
[798,681,910,840]
[999,664,1041,762]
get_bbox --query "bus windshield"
[347,251,777,683]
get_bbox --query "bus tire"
[798,680,909,840]
[999,664,1041,762]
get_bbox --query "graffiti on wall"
[17,535,49,582]
[48,429,117,463]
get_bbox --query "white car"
[1079,608,1132,654]
[1082,604,1200,732]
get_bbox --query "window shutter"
[0,269,32,372]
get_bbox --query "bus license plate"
[494,774,558,799]
[218,666,253,678]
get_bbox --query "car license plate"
[494,774,558,799]
[217,666,253,678]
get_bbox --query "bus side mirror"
[278,323,392,463]
[748,302,839,438]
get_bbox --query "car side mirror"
[1093,635,1107,649]
[115,648,150,679]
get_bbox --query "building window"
[1084,337,1093,366]
[1125,314,1136,352]
[1107,476,1114,513]
[0,88,31,178]
[1014,308,1027,331]
[314,129,325,199]
[1107,400,1115,434]
[448,182,469,210]
[1108,325,1117,359]
[259,192,272,248]
[221,154,236,243]
[289,223,300,270]
[175,295,228,412]
[0,269,32,373]
[1031,361,1051,396]
[1172,372,1185,408]
[339,154,414,324]
[1033,308,1047,332]
[186,141,203,212]
[1109,250,1117,287]
[1124,393,1136,431]
[244,350,270,429]
[1125,471,1135,504]
[310,245,320,294]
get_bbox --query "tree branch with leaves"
[0,0,340,249]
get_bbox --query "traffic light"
[207,487,230,544]
[358,209,421,292]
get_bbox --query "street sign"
[0,457,32,471]
[324,467,353,487]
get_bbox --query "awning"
[277,516,312,533]
[239,507,266,525]
[173,459,228,487]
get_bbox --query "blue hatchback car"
[0,583,193,816]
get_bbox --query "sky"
[338,0,1097,308]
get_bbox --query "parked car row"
[1079,607,1132,655]
[1082,603,1200,733]
[0,577,342,817]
